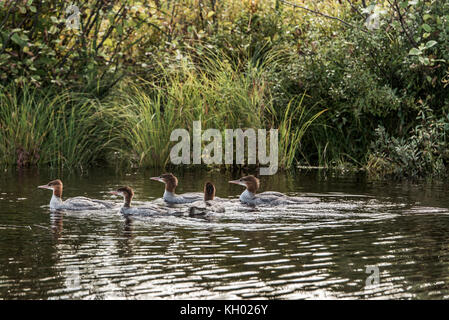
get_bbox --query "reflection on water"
[1,168,449,299]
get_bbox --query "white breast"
[50,195,64,209]
[240,190,257,205]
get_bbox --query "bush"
[0,0,164,95]
[2,0,449,177]
[367,106,449,179]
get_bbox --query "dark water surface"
[1,168,449,299]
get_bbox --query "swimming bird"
[188,182,225,217]
[150,173,202,204]
[38,179,117,211]
[229,175,310,206]
[110,186,169,215]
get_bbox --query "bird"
[188,182,225,217]
[150,173,202,204]
[229,175,313,206]
[38,179,117,211]
[110,186,171,215]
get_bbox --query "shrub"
[367,106,449,179]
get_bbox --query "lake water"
[1,168,449,299]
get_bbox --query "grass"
[108,51,272,168]
[0,49,326,172]
[274,94,327,169]
[0,83,119,170]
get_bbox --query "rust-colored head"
[204,182,216,201]
[150,173,178,193]
[228,175,259,193]
[110,186,134,207]
[38,179,63,198]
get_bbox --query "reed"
[272,94,327,169]
[106,82,182,168]
[110,51,272,168]
[110,50,324,170]
[0,83,118,169]
[0,49,324,171]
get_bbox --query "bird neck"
[123,195,132,208]
[53,186,62,198]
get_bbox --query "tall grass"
[0,83,118,169]
[109,50,325,170]
[106,84,182,168]
[106,51,272,168]
[0,48,326,171]
[273,94,327,169]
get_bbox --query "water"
[1,168,449,299]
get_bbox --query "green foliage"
[107,50,323,169]
[0,0,162,95]
[1,0,449,178]
[0,83,119,169]
[274,94,327,169]
[269,0,449,177]
[367,106,449,179]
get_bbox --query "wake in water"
[117,193,413,232]
[37,186,449,233]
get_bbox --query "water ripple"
[3,171,449,299]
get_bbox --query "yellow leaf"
[103,38,113,47]
[207,11,215,18]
